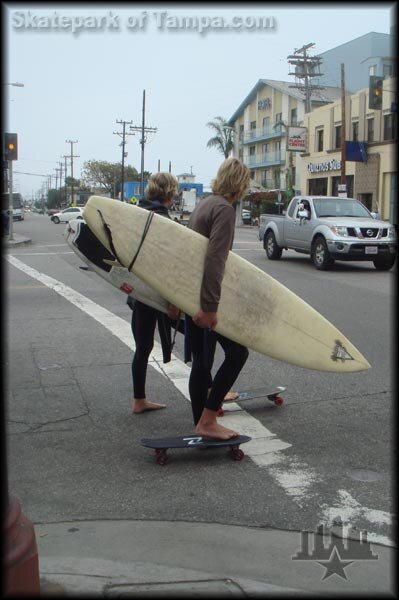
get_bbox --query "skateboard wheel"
[274,396,284,406]
[155,449,167,465]
[230,448,244,461]
[217,408,225,417]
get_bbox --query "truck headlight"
[330,225,348,237]
[388,226,397,238]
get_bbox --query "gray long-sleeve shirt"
[187,194,235,312]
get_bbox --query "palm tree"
[206,116,235,158]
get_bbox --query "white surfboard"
[83,196,371,373]
[64,219,171,314]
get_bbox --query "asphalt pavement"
[4,230,396,597]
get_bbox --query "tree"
[206,116,235,158]
[81,160,141,197]
[46,189,60,209]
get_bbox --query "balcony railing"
[261,179,281,190]
[241,125,286,144]
[245,150,286,168]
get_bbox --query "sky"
[3,1,395,200]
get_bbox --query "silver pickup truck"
[258,195,397,270]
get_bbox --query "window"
[316,128,324,152]
[367,118,374,142]
[250,121,257,129]
[249,146,256,156]
[291,108,298,125]
[335,125,341,149]
[239,124,244,141]
[262,143,269,154]
[383,64,393,78]
[238,149,243,160]
[352,121,359,142]
[369,65,376,76]
[275,112,282,123]
[262,117,270,131]
[383,113,397,141]
[275,140,281,151]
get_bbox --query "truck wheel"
[373,255,396,271]
[311,236,334,270]
[265,231,283,260]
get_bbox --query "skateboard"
[140,434,252,465]
[217,386,285,416]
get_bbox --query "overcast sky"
[4,2,394,200]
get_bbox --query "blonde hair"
[145,172,178,202]
[212,158,250,201]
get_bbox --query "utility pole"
[114,119,134,201]
[130,90,157,196]
[340,63,346,190]
[287,43,325,114]
[158,159,161,172]
[65,140,79,206]
[63,155,69,206]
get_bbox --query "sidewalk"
[37,520,393,596]
[3,233,32,247]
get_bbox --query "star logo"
[317,547,354,580]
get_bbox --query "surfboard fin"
[103,258,123,267]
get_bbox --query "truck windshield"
[2,192,23,210]
[313,198,372,219]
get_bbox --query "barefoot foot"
[132,399,167,414]
[223,391,239,402]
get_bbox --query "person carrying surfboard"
[128,172,182,414]
[186,158,251,440]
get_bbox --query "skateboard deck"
[217,386,285,416]
[141,434,251,465]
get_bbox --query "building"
[298,77,396,222]
[316,32,395,91]
[227,79,342,193]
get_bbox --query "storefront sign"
[287,126,307,152]
[307,159,341,173]
[258,98,271,110]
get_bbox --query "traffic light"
[4,132,18,161]
[369,76,383,110]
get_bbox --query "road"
[4,212,395,593]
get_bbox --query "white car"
[51,207,84,224]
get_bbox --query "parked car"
[50,207,84,224]
[242,210,252,225]
[258,196,397,270]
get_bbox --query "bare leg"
[132,398,166,414]
[195,408,239,440]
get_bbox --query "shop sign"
[307,159,341,173]
[287,126,307,152]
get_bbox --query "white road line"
[6,254,395,546]
[11,252,74,256]
[6,254,292,467]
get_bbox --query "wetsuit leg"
[206,334,248,412]
[185,316,209,425]
[131,301,158,398]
